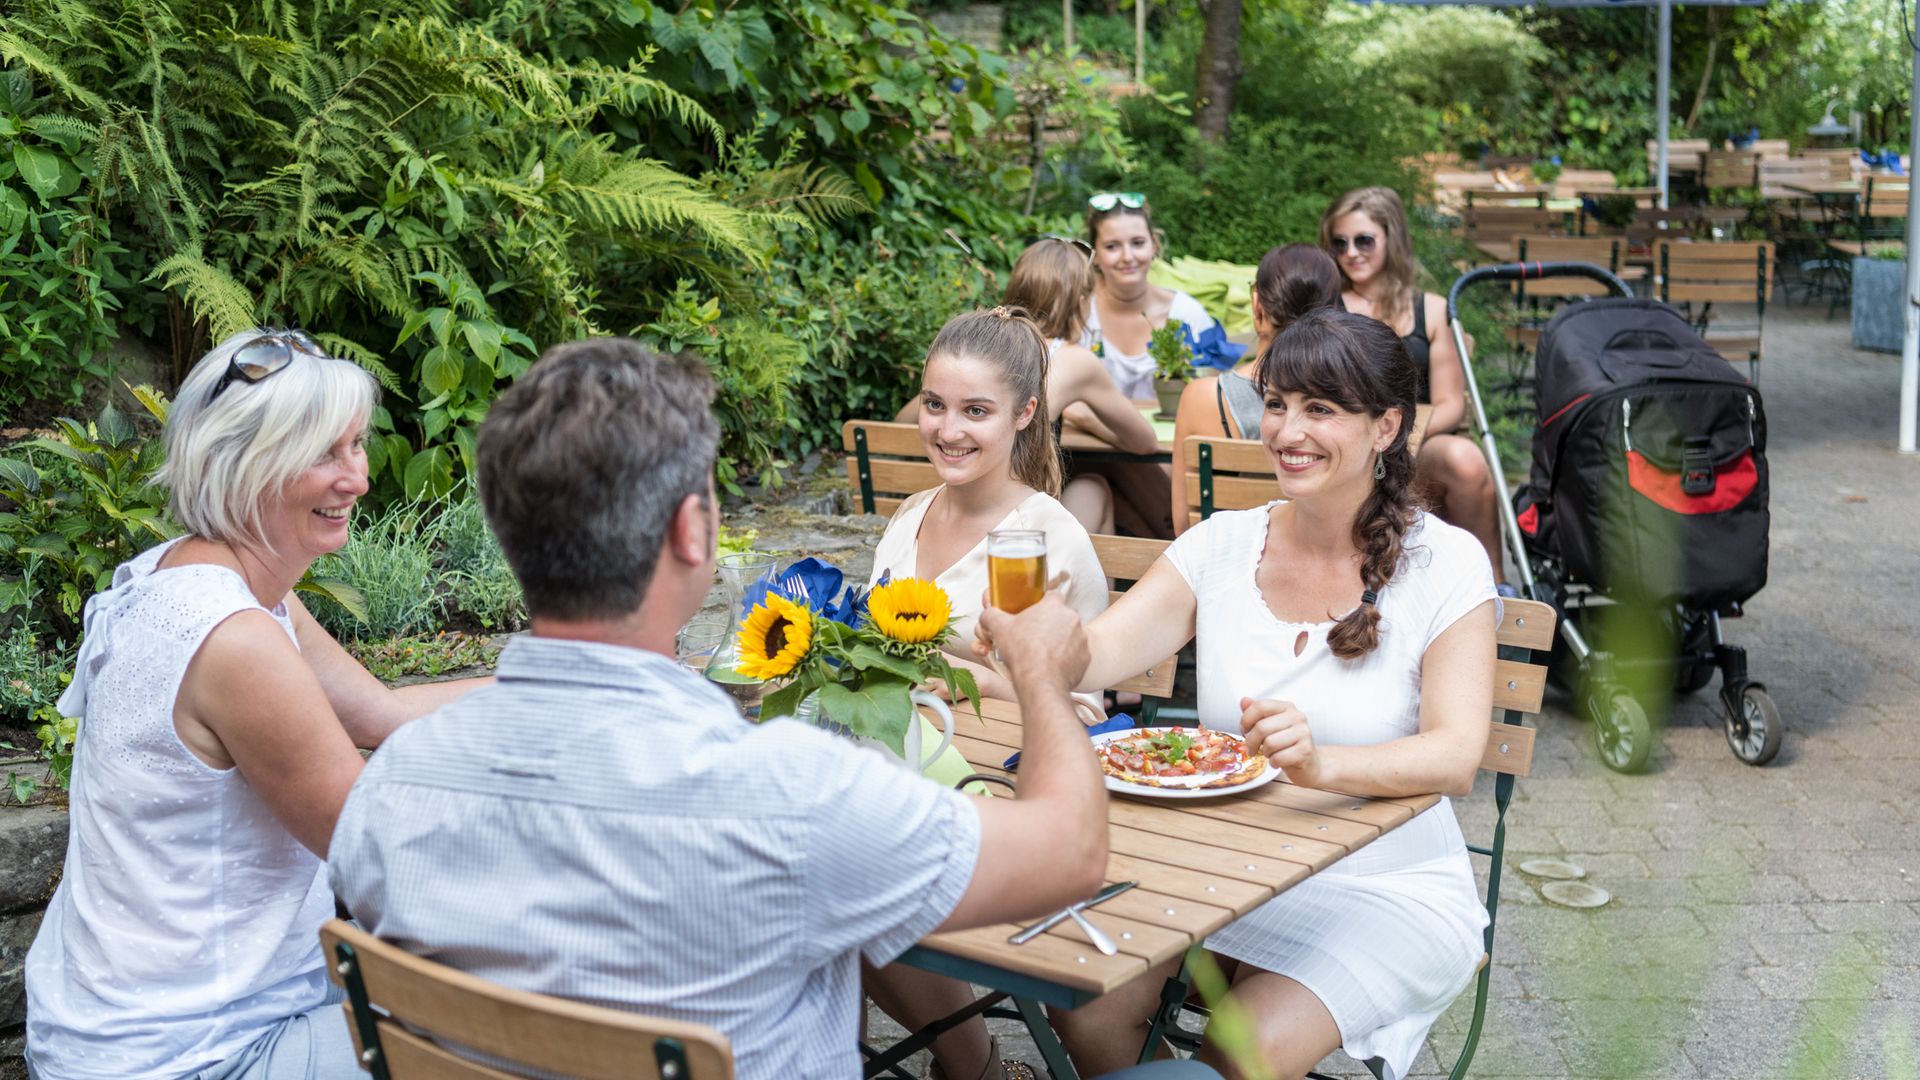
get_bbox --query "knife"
[1008,880,1137,945]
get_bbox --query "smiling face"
[1092,212,1157,292]
[917,352,1036,489]
[257,422,370,563]
[1329,210,1387,290]
[1258,388,1399,503]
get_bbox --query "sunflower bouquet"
[732,558,981,756]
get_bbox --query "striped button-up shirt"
[328,634,981,1079]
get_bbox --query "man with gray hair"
[326,339,1213,1079]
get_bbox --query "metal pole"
[1656,0,1672,210]
[1902,12,1920,453]
[1135,0,1145,87]
[1064,0,1075,54]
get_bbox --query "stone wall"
[0,804,67,1076]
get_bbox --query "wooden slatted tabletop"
[901,697,1439,1007]
[1057,400,1174,464]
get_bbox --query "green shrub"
[438,493,525,632]
[308,502,447,642]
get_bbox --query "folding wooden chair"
[1463,204,1563,252]
[322,920,735,1080]
[843,419,935,516]
[1091,533,1177,725]
[1508,236,1627,353]
[1148,599,1557,1080]
[1701,150,1760,193]
[1655,241,1774,382]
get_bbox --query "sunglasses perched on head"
[1087,191,1147,212]
[1330,233,1380,255]
[1039,233,1093,257]
[206,328,327,404]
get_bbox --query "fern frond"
[149,249,257,339]
[313,333,405,395]
[0,32,112,115]
[736,163,869,224]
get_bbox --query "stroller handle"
[1446,261,1632,321]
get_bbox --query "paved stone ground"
[748,302,1919,1079]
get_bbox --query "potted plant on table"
[728,559,981,764]
[1150,319,1197,419]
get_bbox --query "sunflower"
[736,593,814,679]
[866,577,951,644]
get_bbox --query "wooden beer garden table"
[874,698,1441,1079]
[1057,400,1175,465]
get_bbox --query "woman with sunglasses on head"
[1077,192,1214,538]
[1321,186,1506,584]
[1009,310,1495,1080]
[1169,244,1342,534]
[25,329,491,1080]
[897,237,1161,534]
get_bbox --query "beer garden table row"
[878,697,1440,1079]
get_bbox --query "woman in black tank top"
[1322,186,1508,585]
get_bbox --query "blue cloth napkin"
[1002,713,1141,771]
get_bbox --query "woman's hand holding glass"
[1240,695,1325,788]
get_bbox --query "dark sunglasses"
[1087,191,1147,211]
[207,328,326,404]
[1330,233,1379,255]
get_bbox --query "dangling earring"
[1373,454,1386,480]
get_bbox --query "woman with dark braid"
[1023,309,1498,1080]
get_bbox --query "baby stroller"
[1448,262,1781,773]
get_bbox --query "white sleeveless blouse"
[26,538,334,1079]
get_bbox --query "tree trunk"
[1682,8,1720,133]
[1193,0,1241,145]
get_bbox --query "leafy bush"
[307,502,447,642]
[438,494,524,632]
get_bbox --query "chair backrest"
[1429,170,1501,213]
[1550,169,1616,201]
[1463,205,1561,246]
[1702,150,1760,190]
[1863,175,1910,220]
[1649,138,1713,177]
[1655,241,1773,367]
[1748,138,1791,157]
[1090,533,1176,707]
[322,920,735,1080]
[1758,156,1837,199]
[1181,405,1434,528]
[1464,187,1549,208]
[1512,236,1621,299]
[1481,597,1555,777]
[1796,148,1861,180]
[843,419,935,517]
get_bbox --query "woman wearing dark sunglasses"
[24,328,491,1080]
[1321,187,1506,584]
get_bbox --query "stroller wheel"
[1591,689,1652,773]
[1725,684,1783,766]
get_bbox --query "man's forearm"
[1010,673,1108,874]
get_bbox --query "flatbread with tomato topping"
[1095,727,1269,790]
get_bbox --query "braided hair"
[1257,309,1420,660]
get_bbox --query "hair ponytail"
[1260,309,1420,660]
[925,307,1063,497]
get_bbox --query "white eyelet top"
[26,538,334,1080]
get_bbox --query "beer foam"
[989,542,1047,559]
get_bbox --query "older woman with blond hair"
[25,328,490,1080]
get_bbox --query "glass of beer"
[987,529,1048,613]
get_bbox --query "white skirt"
[1203,802,1488,1080]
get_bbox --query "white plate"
[1091,726,1281,800]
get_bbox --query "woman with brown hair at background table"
[1074,192,1219,538]
[1321,186,1508,586]
[899,236,1161,534]
[1169,243,1342,535]
[1005,309,1496,1080]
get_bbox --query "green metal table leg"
[1014,995,1080,1080]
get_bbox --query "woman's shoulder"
[1015,490,1096,543]
[1421,291,1446,335]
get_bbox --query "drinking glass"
[676,615,732,675]
[987,529,1048,614]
